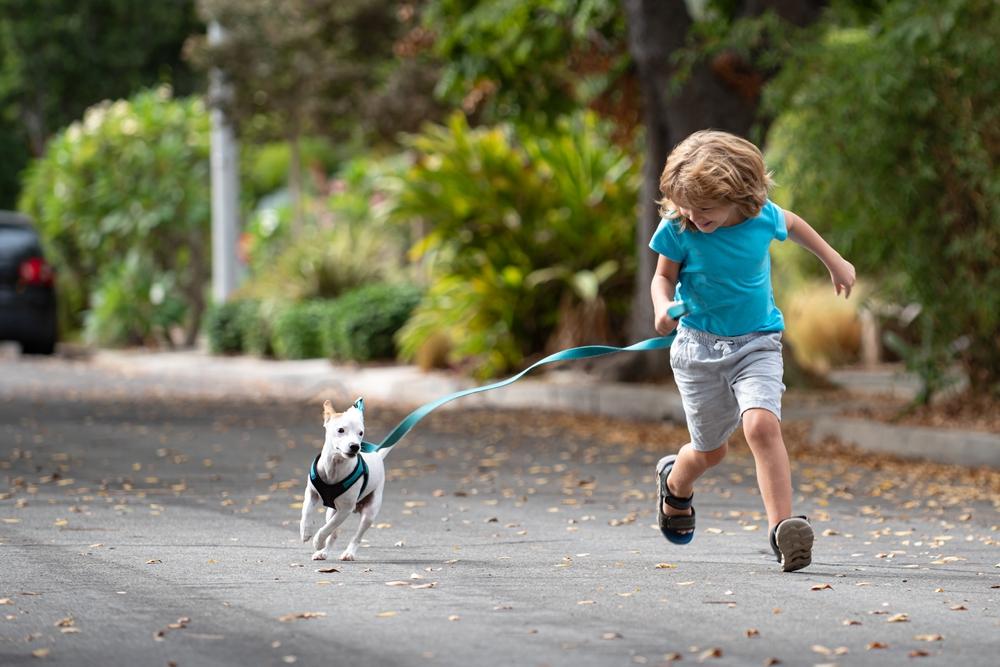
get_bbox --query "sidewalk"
[89,348,999,469]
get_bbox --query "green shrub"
[271,301,328,360]
[85,250,186,347]
[323,283,422,362]
[392,111,638,378]
[19,87,211,346]
[239,155,410,303]
[241,300,275,358]
[765,0,1000,397]
[203,300,248,354]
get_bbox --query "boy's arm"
[651,255,682,334]
[784,210,857,298]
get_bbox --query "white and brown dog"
[299,398,388,561]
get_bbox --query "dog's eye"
[337,427,345,434]
[358,431,364,437]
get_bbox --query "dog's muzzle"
[348,443,361,455]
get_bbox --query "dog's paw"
[311,550,328,561]
[338,551,356,562]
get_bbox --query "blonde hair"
[657,130,773,230]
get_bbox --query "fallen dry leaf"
[745,628,760,638]
[375,611,398,618]
[698,647,723,662]
[601,632,622,640]
[32,648,50,658]
[278,612,327,622]
[448,615,460,621]
[888,613,910,623]
[909,650,930,658]
[316,567,339,573]
[914,634,943,642]
[811,583,834,591]
[763,659,781,666]
[655,563,677,569]
[866,642,889,650]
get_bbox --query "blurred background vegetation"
[2,0,997,402]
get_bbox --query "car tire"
[21,337,56,355]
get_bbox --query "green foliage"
[242,137,345,201]
[84,251,187,348]
[203,300,250,354]
[240,155,409,302]
[0,0,200,206]
[393,112,638,378]
[240,300,275,357]
[424,0,626,125]
[271,301,328,360]
[765,0,1000,395]
[191,0,398,141]
[19,87,211,347]
[324,283,423,362]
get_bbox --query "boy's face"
[677,200,740,233]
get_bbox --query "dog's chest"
[309,454,370,509]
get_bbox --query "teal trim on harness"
[358,302,691,455]
[310,453,369,509]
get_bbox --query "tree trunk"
[617,0,825,382]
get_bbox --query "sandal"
[769,516,813,572]
[656,454,695,544]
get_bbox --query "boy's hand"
[829,256,856,298]
[654,302,682,335]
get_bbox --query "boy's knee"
[742,409,782,445]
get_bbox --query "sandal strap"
[661,512,696,532]
[663,493,693,511]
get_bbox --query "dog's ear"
[323,399,336,423]
[353,397,365,414]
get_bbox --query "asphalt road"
[1,355,998,666]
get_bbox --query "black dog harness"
[309,454,369,509]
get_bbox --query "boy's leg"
[741,408,792,530]
[661,442,728,526]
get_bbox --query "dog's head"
[322,399,365,459]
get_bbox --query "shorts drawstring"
[712,340,735,356]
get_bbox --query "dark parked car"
[0,211,57,354]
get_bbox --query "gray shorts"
[670,326,785,452]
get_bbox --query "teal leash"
[360,302,689,455]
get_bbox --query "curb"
[88,350,997,470]
[810,416,1000,468]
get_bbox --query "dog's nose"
[349,443,361,454]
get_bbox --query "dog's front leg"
[340,492,383,561]
[299,482,321,543]
[311,506,352,560]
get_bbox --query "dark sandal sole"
[773,517,813,572]
[656,455,695,545]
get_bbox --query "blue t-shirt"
[648,199,788,336]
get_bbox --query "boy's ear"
[323,399,335,423]
[353,397,365,414]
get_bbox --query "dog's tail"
[378,446,392,461]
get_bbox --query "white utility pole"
[209,20,241,302]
